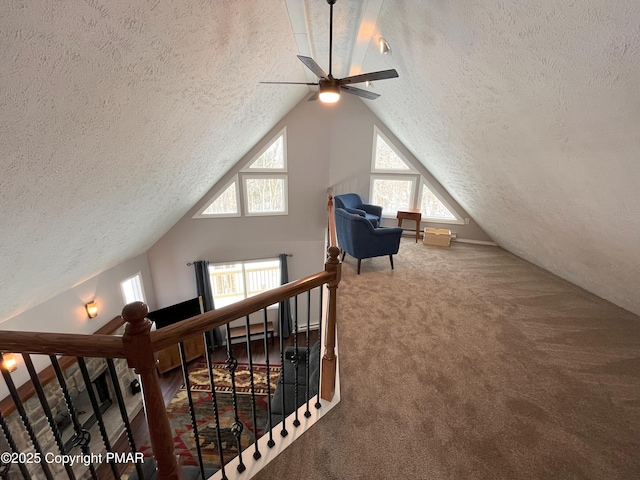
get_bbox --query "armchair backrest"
[334,193,364,210]
[334,193,383,228]
[335,208,403,260]
[335,207,375,255]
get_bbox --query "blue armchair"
[334,193,383,228]
[335,208,403,274]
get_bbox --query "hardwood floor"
[103,330,319,479]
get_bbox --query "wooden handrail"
[0,315,127,416]
[0,272,334,359]
[151,270,334,351]
[0,331,125,358]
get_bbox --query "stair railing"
[0,194,341,480]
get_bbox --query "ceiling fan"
[261,0,398,103]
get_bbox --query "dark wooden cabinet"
[156,335,205,374]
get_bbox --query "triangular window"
[195,177,240,218]
[370,126,464,224]
[244,129,286,171]
[194,127,289,219]
[373,130,414,172]
[420,183,457,221]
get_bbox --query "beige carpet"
[253,239,640,480]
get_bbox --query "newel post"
[321,245,341,401]
[327,194,337,247]
[122,302,183,480]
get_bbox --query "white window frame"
[193,128,289,220]
[370,174,419,218]
[371,126,418,174]
[241,127,288,173]
[193,175,242,218]
[417,181,465,224]
[370,125,465,225]
[120,272,146,305]
[208,258,281,309]
[242,174,289,217]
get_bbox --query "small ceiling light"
[379,37,391,55]
[2,353,18,373]
[365,81,373,88]
[319,81,340,104]
[85,301,98,319]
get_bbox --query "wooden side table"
[396,209,422,243]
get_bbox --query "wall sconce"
[2,353,17,373]
[85,301,98,318]
[379,37,391,55]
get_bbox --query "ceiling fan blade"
[340,85,380,100]
[339,69,399,85]
[307,91,319,102]
[260,81,319,85]
[297,55,328,79]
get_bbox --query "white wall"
[147,98,335,308]
[0,252,156,398]
[147,95,492,309]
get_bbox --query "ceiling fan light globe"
[319,81,340,104]
[319,91,340,103]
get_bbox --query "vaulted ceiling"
[1,0,639,322]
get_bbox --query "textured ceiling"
[0,1,308,321]
[360,0,640,314]
[1,0,639,321]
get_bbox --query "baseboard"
[401,230,498,247]
[453,238,498,246]
[224,323,320,345]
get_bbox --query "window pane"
[202,182,238,215]
[420,184,456,220]
[244,260,280,297]
[245,178,286,214]
[208,260,281,308]
[248,135,284,169]
[371,178,413,215]
[374,134,411,171]
[121,274,145,304]
[209,263,245,308]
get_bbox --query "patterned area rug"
[140,360,280,470]
[187,359,280,394]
